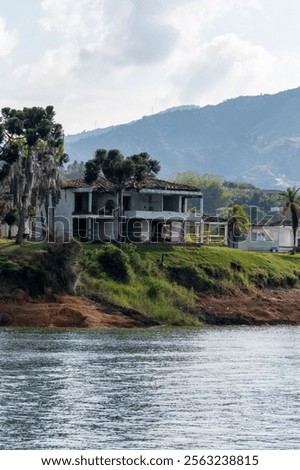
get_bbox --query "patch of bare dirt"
[196,288,300,325]
[0,292,156,328]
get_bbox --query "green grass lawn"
[0,239,47,277]
[0,239,46,256]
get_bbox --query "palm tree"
[227,204,250,248]
[280,187,300,254]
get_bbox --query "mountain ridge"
[65,87,300,188]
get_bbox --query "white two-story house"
[39,176,204,243]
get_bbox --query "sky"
[1,0,300,135]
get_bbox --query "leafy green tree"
[173,172,229,214]
[173,171,282,215]
[0,106,68,243]
[223,180,280,212]
[280,187,300,253]
[85,149,160,186]
[61,160,85,180]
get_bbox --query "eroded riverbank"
[1,240,300,328]
[1,287,300,328]
[0,291,157,328]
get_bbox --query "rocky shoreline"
[1,287,300,328]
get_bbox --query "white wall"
[92,193,117,214]
[238,226,293,251]
[123,191,163,212]
[0,223,17,238]
[170,221,184,242]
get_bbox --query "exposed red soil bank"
[196,288,300,325]
[0,291,155,328]
[1,288,300,328]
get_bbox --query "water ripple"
[0,326,300,449]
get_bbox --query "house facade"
[236,221,296,252]
[39,176,204,244]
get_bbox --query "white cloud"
[0,17,18,57]
[169,34,280,105]
[8,0,300,133]
[40,0,101,38]
[24,0,263,79]
[168,0,262,42]
[17,0,180,84]
[15,43,80,83]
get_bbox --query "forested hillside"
[65,87,300,189]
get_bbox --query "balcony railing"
[124,210,202,220]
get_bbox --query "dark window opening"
[123,196,131,211]
[74,193,89,213]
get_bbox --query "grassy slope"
[81,244,300,326]
[2,240,300,326]
[0,239,46,274]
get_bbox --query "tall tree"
[173,171,281,215]
[280,187,300,253]
[173,172,229,214]
[85,149,160,187]
[84,148,160,239]
[61,160,85,180]
[0,190,12,222]
[0,106,68,243]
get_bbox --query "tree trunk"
[292,228,297,254]
[117,188,124,242]
[291,210,298,254]
[16,206,27,244]
[16,152,34,244]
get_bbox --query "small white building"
[236,221,295,252]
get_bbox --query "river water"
[0,326,299,450]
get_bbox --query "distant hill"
[64,87,300,188]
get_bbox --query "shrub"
[121,243,142,268]
[147,283,162,299]
[98,245,130,282]
[200,264,231,279]
[45,241,82,293]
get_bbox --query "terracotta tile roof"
[62,176,200,193]
[125,176,200,192]
[61,179,86,188]
[61,177,114,192]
